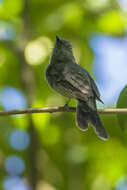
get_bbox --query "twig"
[0,107,127,116]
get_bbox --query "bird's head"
[51,36,75,63]
[55,35,72,50]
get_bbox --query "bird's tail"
[76,99,108,141]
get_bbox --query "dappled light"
[40,125,61,146]
[3,176,30,190]
[97,10,126,34]
[0,0,126,189]
[5,155,25,175]
[10,129,30,150]
[89,34,127,106]
[115,176,127,190]
[25,37,52,65]
[0,21,15,40]
[0,87,27,110]
[0,0,23,19]
[118,0,127,11]
[85,0,110,11]
[66,145,88,164]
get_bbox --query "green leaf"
[116,85,127,131]
[97,10,126,35]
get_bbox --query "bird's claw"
[63,98,70,108]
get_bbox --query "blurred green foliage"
[117,85,127,131]
[0,0,127,190]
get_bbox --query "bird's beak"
[56,35,61,42]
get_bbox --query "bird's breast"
[45,64,61,88]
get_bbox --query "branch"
[0,107,127,116]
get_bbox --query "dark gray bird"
[45,36,108,140]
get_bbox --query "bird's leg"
[64,98,71,107]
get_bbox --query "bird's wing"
[88,75,104,103]
[62,64,94,99]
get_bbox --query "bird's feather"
[62,63,93,98]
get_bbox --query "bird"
[45,35,108,140]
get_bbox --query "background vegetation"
[0,0,127,189]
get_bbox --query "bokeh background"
[0,0,127,190]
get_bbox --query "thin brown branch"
[0,107,127,116]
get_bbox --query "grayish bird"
[45,36,108,140]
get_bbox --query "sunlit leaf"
[63,3,84,29]
[0,0,24,19]
[85,0,110,11]
[97,10,126,35]
[12,115,29,130]
[40,125,61,146]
